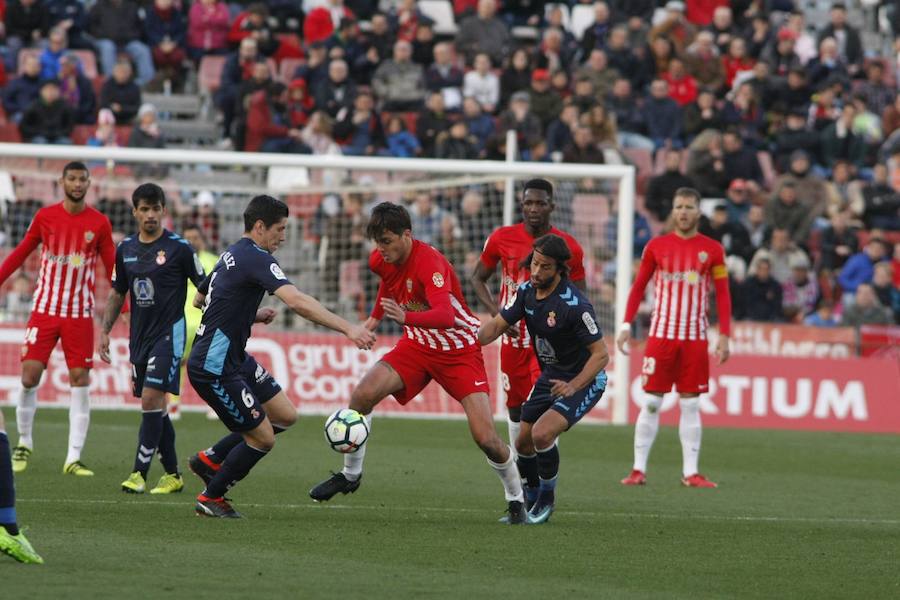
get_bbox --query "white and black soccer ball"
[324,408,369,453]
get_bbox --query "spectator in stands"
[300,110,342,155]
[858,61,895,117]
[745,204,768,251]
[605,27,643,90]
[243,83,308,153]
[455,0,509,66]
[722,128,763,188]
[686,128,727,197]
[741,257,783,322]
[746,13,773,60]
[569,77,596,115]
[128,103,169,177]
[216,37,258,136]
[750,227,808,285]
[320,191,367,305]
[871,261,898,323]
[327,16,364,70]
[776,150,830,223]
[462,53,498,115]
[57,52,96,124]
[807,38,849,88]
[860,164,900,230]
[642,79,683,151]
[227,3,278,56]
[99,59,142,124]
[771,67,811,117]
[286,78,314,128]
[820,210,859,273]
[701,203,754,265]
[498,90,541,154]
[545,103,578,158]
[527,68,561,130]
[583,103,617,151]
[186,0,231,61]
[416,91,450,157]
[708,5,735,53]
[499,47,531,108]
[605,203,652,257]
[605,78,653,151]
[411,22,435,67]
[781,253,819,322]
[577,49,619,102]
[533,28,572,74]
[315,58,357,117]
[804,299,839,327]
[143,0,187,91]
[648,1,696,55]
[817,3,862,77]
[721,81,765,148]
[19,79,74,144]
[360,12,393,65]
[765,181,813,247]
[842,283,893,327]
[821,103,867,173]
[2,52,41,123]
[662,57,697,107]
[838,239,888,302]
[645,151,692,222]
[458,188,492,252]
[44,0,91,51]
[87,107,117,147]
[408,191,444,246]
[723,178,751,225]
[295,40,329,90]
[809,84,841,132]
[39,27,69,81]
[579,1,612,58]
[372,40,425,111]
[231,59,273,146]
[762,27,803,78]
[4,0,47,73]
[563,125,604,164]
[720,36,754,90]
[773,107,820,173]
[88,0,155,87]
[334,90,385,156]
[384,115,420,157]
[426,42,464,111]
[462,96,494,154]
[435,121,478,160]
[683,88,722,141]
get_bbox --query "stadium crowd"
[0,0,899,328]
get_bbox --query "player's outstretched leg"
[622,393,662,486]
[190,425,288,486]
[13,382,38,474]
[678,396,717,488]
[63,384,93,476]
[0,414,42,564]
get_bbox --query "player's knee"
[349,388,376,414]
[21,373,41,389]
[514,435,534,456]
[473,428,502,456]
[643,394,662,413]
[531,428,556,452]
[680,396,699,411]
[69,369,90,387]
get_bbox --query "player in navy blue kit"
[99,183,206,495]
[479,234,609,524]
[186,195,375,519]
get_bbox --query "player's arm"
[0,211,42,286]
[274,284,375,349]
[549,339,609,398]
[616,243,657,355]
[568,237,588,293]
[98,245,129,364]
[711,248,732,365]
[478,313,513,346]
[98,219,116,279]
[470,260,500,316]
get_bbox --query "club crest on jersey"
[156,250,166,265]
[406,278,413,292]
[432,272,444,288]
[84,231,94,243]
[547,311,557,327]
[698,251,708,264]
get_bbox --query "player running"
[98,184,206,495]
[479,234,609,524]
[0,162,115,477]
[471,178,585,489]
[617,187,732,488]
[0,409,42,563]
[309,202,528,524]
[186,195,374,518]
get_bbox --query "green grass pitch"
[2,408,899,599]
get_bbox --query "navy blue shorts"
[132,337,182,397]
[521,371,608,427]
[188,356,283,432]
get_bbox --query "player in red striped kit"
[0,162,115,476]
[616,187,731,488]
[310,202,527,523]
[471,179,585,502]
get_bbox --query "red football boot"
[681,473,718,488]
[620,469,647,486]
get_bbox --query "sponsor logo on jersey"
[123,256,138,263]
[660,270,700,284]
[432,272,444,288]
[68,253,85,268]
[582,311,599,335]
[698,251,708,263]
[547,311,557,327]
[270,263,286,280]
[133,278,155,307]
[156,250,167,265]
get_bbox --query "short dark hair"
[62,161,88,176]
[243,194,288,232]
[366,201,411,239]
[673,187,701,205]
[520,233,572,278]
[131,182,166,208]
[523,178,553,199]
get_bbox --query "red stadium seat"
[199,55,227,95]
[0,123,22,143]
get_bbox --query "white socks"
[15,386,37,449]
[632,394,661,473]
[506,417,520,460]
[342,414,371,481]
[487,445,524,502]
[65,386,91,465]
[679,397,702,477]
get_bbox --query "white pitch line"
[18,497,900,526]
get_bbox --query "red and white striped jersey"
[623,233,730,340]
[0,202,115,318]
[480,223,585,349]
[370,240,481,352]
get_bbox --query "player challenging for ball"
[186,195,374,518]
[472,179,585,477]
[617,187,732,488]
[309,202,528,524]
[479,234,609,524]
[0,162,115,477]
[98,184,206,495]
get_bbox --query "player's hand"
[504,325,519,338]
[549,379,577,398]
[715,335,730,365]
[347,324,376,350]
[99,331,112,364]
[379,298,406,324]
[255,307,277,324]
[616,330,631,355]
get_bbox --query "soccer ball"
[324,409,369,453]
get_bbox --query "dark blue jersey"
[187,237,291,378]
[112,229,206,363]
[500,279,604,377]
